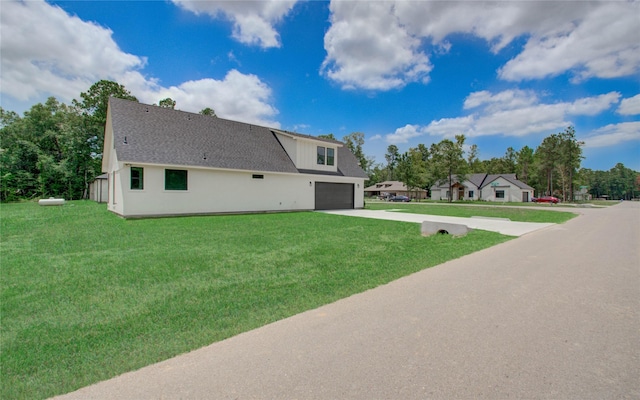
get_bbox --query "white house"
[431,173,534,202]
[103,98,368,218]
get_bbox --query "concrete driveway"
[321,208,555,236]
[54,202,640,399]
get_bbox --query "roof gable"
[431,173,533,190]
[481,174,533,190]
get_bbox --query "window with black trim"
[317,146,325,165]
[327,148,335,166]
[252,174,264,179]
[165,169,188,190]
[131,167,144,190]
[496,190,505,199]
[468,190,474,198]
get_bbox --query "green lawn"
[1,201,514,399]
[367,202,577,223]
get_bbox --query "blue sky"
[1,1,639,171]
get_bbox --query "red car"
[532,196,559,204]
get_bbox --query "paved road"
[55,203,640,399]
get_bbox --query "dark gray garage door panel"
[315,182,354,210]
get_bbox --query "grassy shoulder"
[367,201,577,224]
[1,201,512,399]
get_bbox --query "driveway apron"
[54,202,640,399]
[320,208,554,236]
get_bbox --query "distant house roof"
[108,97,367,178]
[364,180,427,192]
[431,173,533,190]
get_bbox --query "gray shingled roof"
[483,174,534,190]
[108,98,367,178]
[431,173,533,190]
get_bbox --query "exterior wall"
[480,177,532,202]
[273,132,297,164]
[106,154,125,216]
[296,140,339,173]
[431,182,478,201]
[89,179,108,202]
[431,177,533,202]
[272,132,339,173]
[110,164,364,217]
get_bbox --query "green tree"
[534,134,560,196]
[72,80,137,178]
[199,107,216,116]
[396,148,426,200]
[516,145,535,184]
[158,97,176,109]
[503,147,517,173]
[556,126,584,201]
[342,132,369,172]
[467,144,482,172]
[1,98,92,200]
[430,135,468,202]
[385,144,399,180]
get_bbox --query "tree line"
[1,80,638,202]
[345,128,638,202]
[0,81,214,202]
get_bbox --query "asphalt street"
[54,202,640,399]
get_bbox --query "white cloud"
[172,0,298,48]
[137,70,280,128]
[618,94,640,116]
[463,90,539,113]
[321,1,432,90]
[498,2,640,81]
[385,124,427,144]
[582,122,640,148]
[0,0,280,127]
[323,1,639,90]
[385,90,622,144]
[0,0,145,102]
[566,92,621,116]
[422,117,476,139]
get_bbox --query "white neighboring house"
[431,173,534,202]
[103,98,368,218]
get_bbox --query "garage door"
[315,182,354,210]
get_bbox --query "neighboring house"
[89,173,108,203]
[574,186,592,201]
[364,180,428,200]
[103,98,368,218]
[431,173,534,202]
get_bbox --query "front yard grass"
[1,201,513,399]
[367,202,577,224]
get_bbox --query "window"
[130,167,144,190]
[496,190,505,199]
[468,190,474,199]
[327,148,335,166]
[317,146,325,165]
[165,169,188,190]
[317,146,336,166]
[252,174,264,179]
